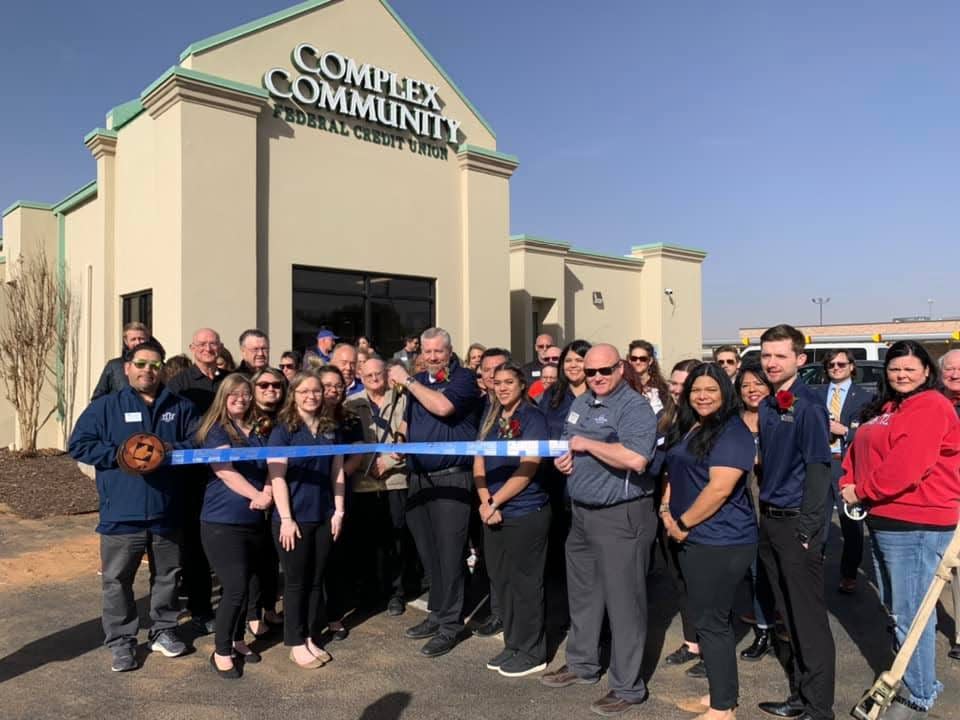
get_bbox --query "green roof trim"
[2,200,54,217]
[458,144,518,165]
[83,127,118,144]
[631,242,708,257]
[141,65,269,101]
[52,180,97,215]
[107,98,145,131]
[568,247,642,264]
[510,233,571,249]
[177,0,496,140]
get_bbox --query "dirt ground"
[0,449,98,518]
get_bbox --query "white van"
[740,342,887,364]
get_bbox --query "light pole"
[811,297,830,326]
[928,298,934,320]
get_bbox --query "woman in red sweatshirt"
[840,340,960,718]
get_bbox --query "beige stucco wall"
[508,244,567,362]
[564,257,644,349]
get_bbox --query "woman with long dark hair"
[626,340,671,413]
[733,363,777,661]
[267,371,346,669]
[840,341,960,717]
[542,340,592,438]
[663,363,758,719]
[473,363,551,677]
[195,374,273,678]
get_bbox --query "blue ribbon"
[169,440,570,466]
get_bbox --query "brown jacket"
[345,388,408,492]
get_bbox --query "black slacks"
[201,521,264,656]
[246,517,280,621]
[352,489,418,605]
[822,457,864,581]
[181,473,213,618]
[565,497,657,703]
[484,505,551,662]
[406,469,473,636]
[759,514,837,720]
[660,525,698,644]
[678,542,756,710]
[273,519,333,646]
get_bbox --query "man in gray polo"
[541,343,658,717]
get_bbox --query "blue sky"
[2,0,958,338]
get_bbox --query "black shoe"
[420,633,458,658]
[685,660,706,678]
[190,615,216,636]
[329,624,349,642]
[387,596,405,616]
[740,628,773,661]
[486,647,515,671]
[210,652,241,679]
[949,644,960,661]
[664,644,699,666]
[110,646,138,672]
[405,619,439,640]
[498,653,547,678]
[758,697,806,718]
[473,615,503,637]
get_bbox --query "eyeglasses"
[584,364,619,378]
[247,346,269,355]
[279,363,295,370]
[131,360,163,370]
[535,343,551,349]
[295,389,323,396]
[827,361,850,369]
[717,359,738,366]
[322,383,345,392]
[629,355,651,363]
[545,356,561,362]
[256,381,283,390]
[228,392,252,401]
[192,341,220,348]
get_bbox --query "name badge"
[124,412,142,423]
[567,411,580,425]
[531,370,541,378]
[780,414,794,423]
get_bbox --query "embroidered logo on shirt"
[594,415,608,425]
[160,411,176,423]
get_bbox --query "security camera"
[663,288,674,296]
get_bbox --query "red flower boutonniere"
[433,368,448,383]
[497,416,522,439]
[775,390,796,413]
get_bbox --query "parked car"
[798,361,884,393]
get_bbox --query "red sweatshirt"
[840,390,960,527]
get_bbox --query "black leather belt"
[419,465,470,478]
[760,505,800,519]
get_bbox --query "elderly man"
[939,349,960,662]
[236,329,270,376]
[332,343,365,397]
[388,327,482,658]
[541,344,658,716]
[69,339,200,672]
[166,327,228,632]
[345,357,413,615]
[522,333,556,385]
[91,322,150,400]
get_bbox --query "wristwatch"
[676,517,691,533]
[404,376,417,387]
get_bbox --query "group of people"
[68,322,959,720]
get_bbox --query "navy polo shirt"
[667,417,758,546]
[405,366,481,473]
[200,422,267,526]
[268,422,338,523]
[758,379,831,508]
[541,386,576,440]
[481,403,550,518]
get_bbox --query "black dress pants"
[182,473,213,618]
[759,514,837,720]
[273,519,333,646]
[484,505,551,662]
[661,525,698,644]
[406,469,473,636]
[201,521,263,656]
[821,457,864,581]
[352,489,417,605]
[678,542,756,710]
[246,517,280,622]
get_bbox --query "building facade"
[0,0,705,449]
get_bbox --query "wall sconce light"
[592,291,603,307]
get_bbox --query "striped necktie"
[830,386,843,419]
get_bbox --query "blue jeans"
[870,528,954,710]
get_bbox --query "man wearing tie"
[818,349,872,594]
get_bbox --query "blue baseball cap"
[316,329,339,340]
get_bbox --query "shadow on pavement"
[358,691,412,720]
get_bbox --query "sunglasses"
[629,355,650,363]
[278,363,296,370]
[535,344,551,349]
[827,361,850,369]
[256,381,283,390]
[131,360,163,370]
[718,359,738,366]
[545,356,561,362]
[584,364,619,378]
